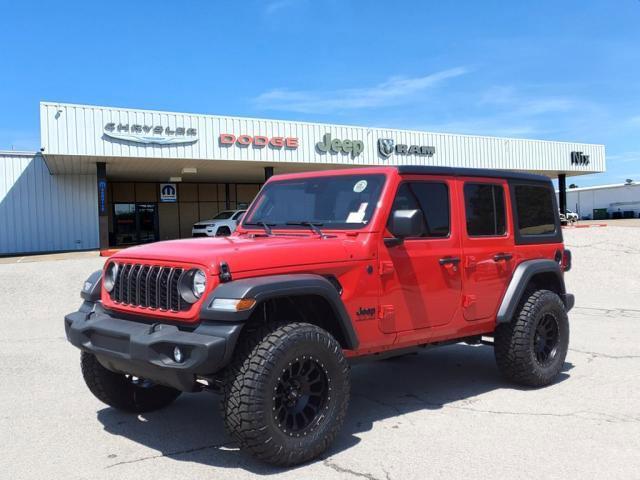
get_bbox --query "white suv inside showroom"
[192,209,246,237]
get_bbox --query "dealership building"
[0,101,605,255]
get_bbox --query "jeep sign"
[378,138,435,158]
[316,133,364,157]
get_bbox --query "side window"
[464,183,506,236]
[389,182,450,237]
[514,185,556,235]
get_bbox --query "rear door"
[378,177,462,334]
[458,178,515,321]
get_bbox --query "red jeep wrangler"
[66,166,573,466]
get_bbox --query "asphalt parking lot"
[2,223,640,480]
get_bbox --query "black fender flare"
[496,259,572,324]
[81,270,102,302]
[199,274,359,350]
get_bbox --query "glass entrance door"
[113,203,159,246]
[137,204,158,244]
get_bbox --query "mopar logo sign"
[97,179,107,215]
[160,183,177,202]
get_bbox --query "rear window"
[514,185,556,235]
[464,183,506,236]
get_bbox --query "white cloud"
[414,119,541,138]
[627,115,640,126]
[265,0,297,15]
[608,151,640,163]
[254,67,469,113]
[480,86,578,115]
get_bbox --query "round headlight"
[178,269,207,303]
[104,262,118,292]
[192,269,207,298]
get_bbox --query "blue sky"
[0,0,638,186]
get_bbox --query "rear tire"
[494,290,569,387]
[80,352,181,413]
[222,322,350,466]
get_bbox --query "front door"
[378,178,463,334]
[113,203,159,246]
[136,203,159,244]
[458,179,515,321]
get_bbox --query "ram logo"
[378,138,395,158]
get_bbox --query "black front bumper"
[65,302,243,391]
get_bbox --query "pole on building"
[558,173,567,214]
[264,166,274,181]
[96,162,109,250]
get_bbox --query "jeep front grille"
[109,264,190,312]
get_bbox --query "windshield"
[213,211,235,220]
[243,174,386,230]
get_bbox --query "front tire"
[80,352,181,413]
[494,290,569,387]
[222,322,350,466]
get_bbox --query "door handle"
[493,253,513,262]
[439,257,461,266]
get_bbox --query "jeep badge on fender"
[65,166,573,467]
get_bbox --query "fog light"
[173,346,184,363]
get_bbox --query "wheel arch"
[200,274,359,350]
[496,259,570,324]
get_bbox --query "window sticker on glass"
[353,180,368,193]
[346,202,368,223]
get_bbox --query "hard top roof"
[396,166,551,183]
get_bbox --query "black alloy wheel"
[273,355,329,436]
[533,313,560,365]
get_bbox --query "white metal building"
[565,182,640,219]
[0,101,606,255]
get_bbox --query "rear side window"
[514,185,556,235]
[390,182,450,237]
[464,183,506,236]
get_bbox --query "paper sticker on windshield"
[346,202,368,223]
[353,180,368,193]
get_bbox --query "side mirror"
[386,209,424,245]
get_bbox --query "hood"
[111,234,371,274]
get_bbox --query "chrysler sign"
[104,123,198,145]
[378,138,435,158]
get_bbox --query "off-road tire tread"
[494,289,569,387]
[222,321,350,466]
[80,352,181,413]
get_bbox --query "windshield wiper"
[286,221,325,237]
[243,221,275,236]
